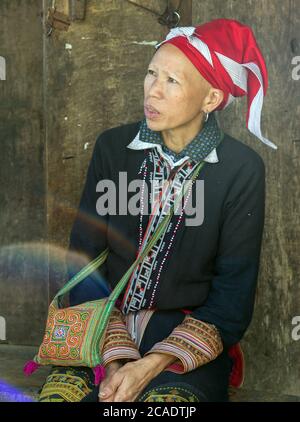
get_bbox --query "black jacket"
[68,121,265,347]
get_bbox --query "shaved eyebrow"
[148,63,185,79]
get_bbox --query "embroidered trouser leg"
[37,367,203,402]
[38,366,98,402]
[136,350,231,402]
[38,352,230,403]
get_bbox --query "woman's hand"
[98,360,124,402]
[99,353,177,402]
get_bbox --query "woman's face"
[143,43,212,132]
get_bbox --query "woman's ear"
[204,88,224,113]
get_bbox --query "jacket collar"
[127,112,223,165]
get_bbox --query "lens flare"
[0,380,34,402]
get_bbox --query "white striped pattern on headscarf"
[155,26,277,149]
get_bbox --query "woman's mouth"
[144,105,161,120]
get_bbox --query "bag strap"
[54,160,206,306]
[54,248,110,305]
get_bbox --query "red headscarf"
[156,19,277,149]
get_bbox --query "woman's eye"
[168,77,178,84]
[147,69,155,75]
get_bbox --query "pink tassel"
[93,365,106,386]
[23,360,40,376]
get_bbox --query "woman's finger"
[99,394,115,402]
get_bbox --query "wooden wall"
[0,0,48,345]
[0,0,191,343]
[193,0,300,397]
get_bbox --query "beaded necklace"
[121,148,198,314]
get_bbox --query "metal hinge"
[45,0,87,36]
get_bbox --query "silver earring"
[204,112,209,122]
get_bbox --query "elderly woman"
[38,18,275,402]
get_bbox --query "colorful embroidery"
[102,309,141,366]
[145,316,223,373]
[138,386,200,402]
[38,367,204,402]
[52,325,69,341]
[38,367,94,402]
[39,305,91,361]
[36,299,109,367]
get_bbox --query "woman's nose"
[147,78,164,98]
